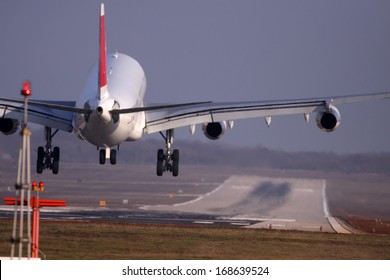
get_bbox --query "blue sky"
[1,0,390,153]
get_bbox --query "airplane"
[0,3,390,177]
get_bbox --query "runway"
[0,207,260,228]
[142,176,345,233]
[0,170,351,233]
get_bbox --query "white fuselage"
[73,53,147,147]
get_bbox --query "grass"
[1,220,390,259]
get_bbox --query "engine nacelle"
[202,121,226,140]
[0,118,20,135]
[316,105,341,132]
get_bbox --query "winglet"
[99,3,108,100]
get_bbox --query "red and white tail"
[99,3,108,100]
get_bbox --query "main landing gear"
[157,129,179,177]
[98,146,118,165]
[36,127,60,174]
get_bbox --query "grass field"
[1,220,390,260]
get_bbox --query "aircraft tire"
[36,146,45,174]
[99,149,106,164]
[156,149,164,176]
[172,149,179,177]
[110,149,117,165]
[52,147,60,174]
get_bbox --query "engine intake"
[202,121,226,140]
[316,105,341,132]
[0,118,20,135]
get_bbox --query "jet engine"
[316,105,341,132]
[0,118,20,135]
[202,121,226,140]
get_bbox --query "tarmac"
[142,175,350,233]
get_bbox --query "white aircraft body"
[1,3,390,176]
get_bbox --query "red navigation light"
[39,181,44,191]
[21,80,32,96]
[32,181,38,191]
[32,181,44,191]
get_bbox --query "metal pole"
[10,81,32,259]
[31,194,40,258]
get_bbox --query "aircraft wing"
[2,91,389,135]
[144,92,390,134]
[0,99,75,132]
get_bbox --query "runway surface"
[0,207,261,228]
[142,176,340,232]
[0,171,351,233]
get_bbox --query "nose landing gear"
[99,146,118,165]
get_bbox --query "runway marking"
[193,221,214,225]
[269,219,296,222]
[328,217,352,234]
[231,222,251,226]
[171,179,228,207]
[172,195,203,206]
[269,224,287,227]
[322,179,330,217]
[226,217,296,222]
[227,217,266,222]
[322,179,351,234]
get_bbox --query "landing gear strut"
[99,146,118,165]
[157,129,179,177]
[36,127,60,174]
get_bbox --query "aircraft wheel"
[36,146,45,174]
[172,149,179,177]
[99,149,106,164]
[110,149,117,165]
[156,149,164,176]
[52,147,60,174]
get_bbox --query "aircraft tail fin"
[99,3,108,100]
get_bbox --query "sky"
[1,0,390,154]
